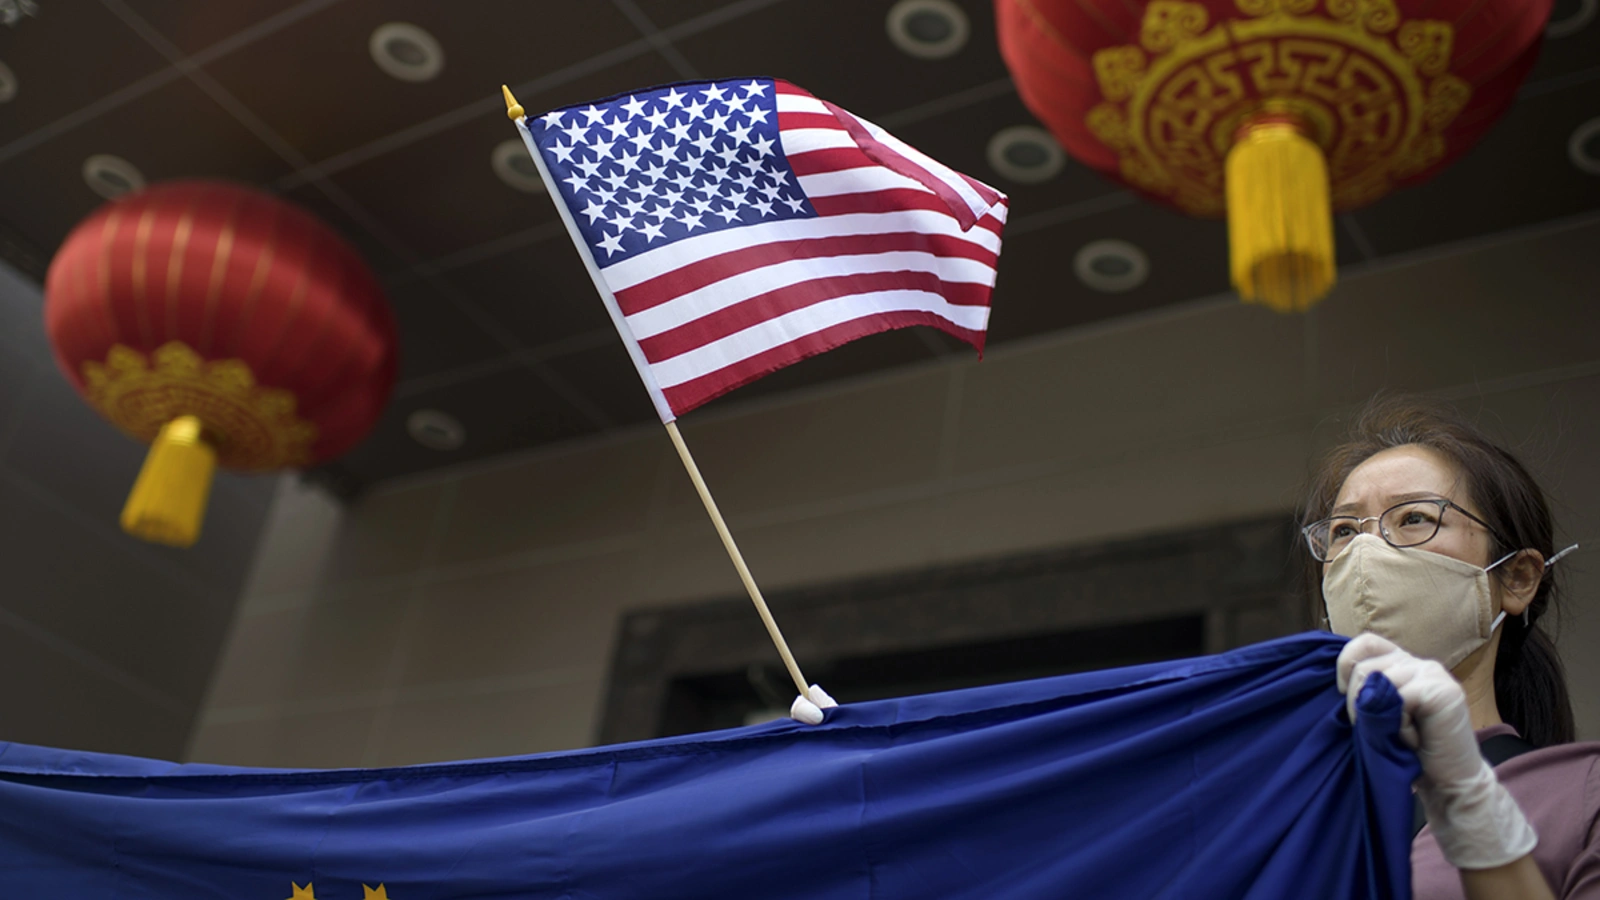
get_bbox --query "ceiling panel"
[986,203,1234,344]
[280,182,417,277]
[117,0,320,56]
[0,76,297,254]
[0,3,169,149]
[673,0,1010,120]
[328,108,559,261]
[542,339,662,428]
[325,51,683,262]
[629,0,752,30]
[1527,0,1600,80]
[383,279,504,383]
[200,0,641,164]
[889,89,1132,217]
[1349,79,1600,256]
[437,237,619,352]
[333,362,605,484]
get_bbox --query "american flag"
[517,77,1008,421]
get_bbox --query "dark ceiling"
[1,0,1596,495]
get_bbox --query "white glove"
[1338,633,1537,869]
[789,683,838,725]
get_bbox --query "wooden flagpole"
[663,422,810,697]
[503,85,812,700]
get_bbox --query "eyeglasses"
[1302,498,1511,563]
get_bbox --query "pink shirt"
[1412,725,1600,899]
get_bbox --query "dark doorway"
[599,515,1300,744]
[658,614,1206,736]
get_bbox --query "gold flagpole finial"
[502,85,524,121]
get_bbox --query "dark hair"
[1300,395,1576,747]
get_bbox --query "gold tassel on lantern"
[1225,115,1336,313]
[120,415,217,548]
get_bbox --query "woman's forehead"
[1333,445,1465,512]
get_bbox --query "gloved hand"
[789,683,838,725]
[1338,633,1537,869]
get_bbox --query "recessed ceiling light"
[886,0,970,60]
[0,0,38,27]
[369,22,444,83]
[1570,117,1600,175]
[1546,0,1596,38]
[81,154,145,200]
[1074,240,1149,293]
[492,139,546,194]
[407,409,465,450]
[0,60,16,104]
[986,125,1066,184]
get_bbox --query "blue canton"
[530,79,815,267]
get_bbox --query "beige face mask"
[1322,534,1513,670]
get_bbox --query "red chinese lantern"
[997,0,1552,310]
[44,181,397,547]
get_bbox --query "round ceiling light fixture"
[406,409,465,450]
[369,22,445,83]
[0,60,16,104]
[1546,0,1596,38]
[492,139,547,193]
[1074,239,1149,293]
[986,125,1066,184]
[81,154,145,199]
[886,0,970,60]
[1570,116,1600,175]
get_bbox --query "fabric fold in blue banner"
[0,632,1419,898]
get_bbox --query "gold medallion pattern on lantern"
[1084,0,1472,216]
[81,341,317,470]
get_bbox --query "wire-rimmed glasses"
[1302,498,1510,563]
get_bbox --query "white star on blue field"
[530,79,815,265]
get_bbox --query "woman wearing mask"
[1303,398,1598,899]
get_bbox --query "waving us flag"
[516,77,1008,421]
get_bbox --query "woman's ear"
[1497,549,1546,617]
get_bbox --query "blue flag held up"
[0,633,1418,898]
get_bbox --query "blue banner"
[0,633,1418,898]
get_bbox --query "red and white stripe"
[595,80,1007,420]
[820,99,1003,231]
